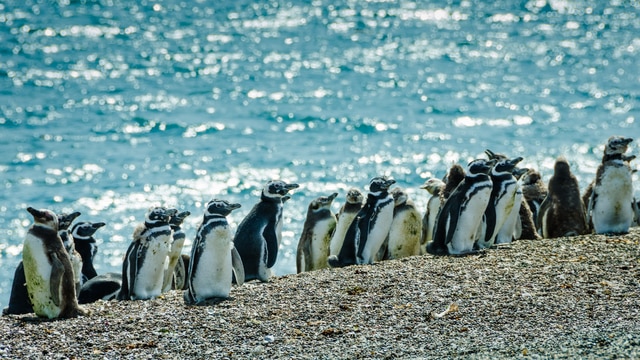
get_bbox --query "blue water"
[1,0,638,308]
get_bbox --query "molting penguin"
[296,193,338,273]
[476,156,522,249]
[117,207,177,300]
[521,169,548,224]
[427,159,494,256]
[72,221,106,283]
[440,164,466,203]
[328,188,364,258]
[22,207,86,318]
[585,136,635,234]
[162,210,191,292]
[329,176,396,267]
[234,180,299,282]
[420,178,445,255]
[383,187,422,260]
[184,199,244,305]
[537,157,589,238]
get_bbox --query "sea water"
[0,0,638,308]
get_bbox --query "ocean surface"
[0,0,638,308]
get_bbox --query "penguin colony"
[3,136,638,318]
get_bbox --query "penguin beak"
[229,203,242,211]
[93,222,106,229]
[385,179,396,188]
[510,157,524,166]
[285,183,299,190]
[485,149,497,160]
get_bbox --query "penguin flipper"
[231,247,245,286]
[263,222,279,268]
[49,252,65,307]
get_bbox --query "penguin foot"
[425,243,448,256]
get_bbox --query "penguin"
[117,206,177,300]
[162,210,191,292]
[383,187,422,260]
[172,254,188,291]
[3,211,82,316]
[184,199,245,305]
[22,207,86,318]
[420,178,445,254]
[328,188,364,258]
[78,272,122,304]
[537,157,589,238]
[427,159,494,256]
[633,198,640,227]
[329,176,396,267]
[58,212,83,292]
[521,169,548,224]
[476,156,523,249]
[585,136,635,234]
[296,193,338,273]
[71,221,106,283]
[234,180,299,282]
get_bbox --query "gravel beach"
[1,229,639,359]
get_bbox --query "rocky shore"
[1,229,639,359]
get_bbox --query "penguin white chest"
[592,166,634,233]
[310,217,336,268]
[329,212,357,256]
[359,199,395,264]
[448,185,492,254]
[191,226,234,299]
[22,234,60,318]
[134,231,172,299]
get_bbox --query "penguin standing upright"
[584,136,635,234]
[328,188,364,258]
[296,193,338,273]
[521,169,548,224]
[184,199,244,305]
[58,212,83,291]
[71,221,106,283]
[329,176,396,267]
[427,159,494,256]
[117,207,177,300]
[234,180,299,282]
[22,207,86,318]
[440,164,466,203]
[476,156,523,249]
[383,187,422,260]
[162,210,191,292]
[537,157,589,238]
[420,178,445,254]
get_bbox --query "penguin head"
[309,192,338,212]
[390,187,408,206]
[145,207,177,227]
[71,221,106,240]
[57,211,81,231]
[467,159,495,175]
[420,178,445,195]
[345,188,364,205]
[205,199,241,217]
[484,149,507,161]
[492,157,523,175]
[368,176,395,193]
[553,156,572,176]
[169,210,191,228]
[521,169,542,186]
[27,207,59,231]
[605,136,633,156]
[263,180,300,199]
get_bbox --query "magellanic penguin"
[584,136,635,235]
[537,157,589,238]
[3,211,82,316]
[427,159,494,256]
[521,169,548,224]
[184,199,245,305]
[420,178,445,255]
[78,272,122,304]
[71,221,106,283]
[162,210,191,293]
[117,207,177,301]
[22,207,86,318]
[58,212,83,292]
[329,176,396,267]
[476,156,523,249]
[382,187,422,260]
[234,180,299,282]
[296,193,338,273]
[328,188,364,258]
